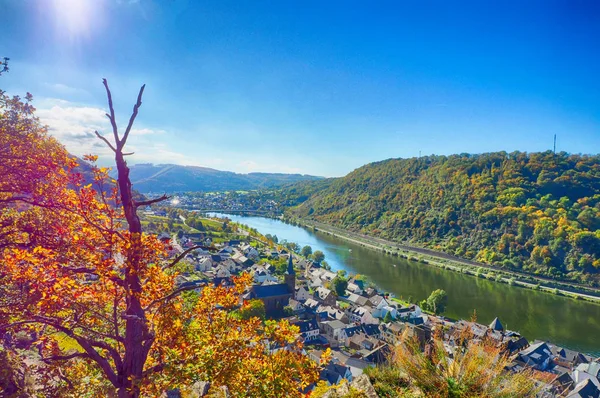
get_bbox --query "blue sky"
[1,0,599,176]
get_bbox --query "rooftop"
[250,283,291,298]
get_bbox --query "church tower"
[285,254,296,294]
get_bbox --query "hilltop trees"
[0,84,324,396]
[288,152,600,285]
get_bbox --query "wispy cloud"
[42,83,89,97]
[36,98,188,166]
[238,160,302,174]
[35,98,312,175]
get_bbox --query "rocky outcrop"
[350,375,378,398]
[321,374,378,398]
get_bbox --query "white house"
[295,319,320,342]
[359,307,380,325]
[195,257,213,272]
[309,277,324,289]
[367,295,390,310]
[244,246,259,260]
[249,265,278,284]
[319,320,349,345]
[396,304,422,320]
[368,295,394,318]
[346,282,363,295]
[346,306,379,325]
[304,298,320,312]
[373,305,397,319]
[572,362,600,389]
[295,286,310,301]
[214,265,231,278]
[319,270,337,283]
[317,305,348,322]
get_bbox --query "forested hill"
[286,151,600,284]
[112,163,322,193]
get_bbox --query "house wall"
[260,294,292,313]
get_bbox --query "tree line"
[283,152,600,286]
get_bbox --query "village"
[146,191,282,215]
[163,224,600,398]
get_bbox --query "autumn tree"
[0,83,326,397]
[237,298,266,321]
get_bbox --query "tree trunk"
[99,79,152,397]
[116,146,152,397]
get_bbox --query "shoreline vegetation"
[283,216,600,304]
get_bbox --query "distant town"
[146,191,282,216]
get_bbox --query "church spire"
[286,253,295,275]
[285,254,295,294]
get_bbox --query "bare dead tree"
[1,79,209,397]
[96,79,171,397]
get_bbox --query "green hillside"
[286,151,600,285]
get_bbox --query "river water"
[209,213,600,356]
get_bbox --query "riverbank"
[287,217,600,304]
[208,212,600,354]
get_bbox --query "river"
[209,213,600,356]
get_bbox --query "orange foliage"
[0,85,324,397]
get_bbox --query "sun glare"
[50,0,100,39]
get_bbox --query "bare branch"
[102,78,120,145]
[62,266,98,274]
[134,194,170,208]
[94,131,117,153]
[122,152,135,156]
[144,281,207,312]
[41,352,89,362]
[0,317,120,386]
[142,362,165,377]
[72,334,120,386]
[0,196,29,204]
[56,368,75,389]
[119,84,146,149]
[163,245,216,270]
[112,296,121,345]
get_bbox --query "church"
[245,255,295,314]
